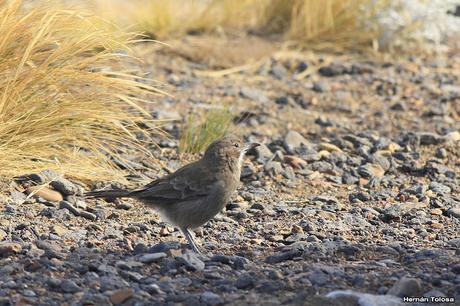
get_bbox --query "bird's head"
[204,135,260,168]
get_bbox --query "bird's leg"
[181,228,201,255]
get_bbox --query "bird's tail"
[85,189,132,199]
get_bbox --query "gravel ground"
[0,36,459,306]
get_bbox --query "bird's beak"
[245,142,261,150]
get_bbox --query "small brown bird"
[86,135,259,254]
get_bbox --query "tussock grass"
[179,105,234,154]
[286,0,387,51]
[86,0,397,52]
[0,0,162,182]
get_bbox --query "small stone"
[387,277,422,297]
[200,291,223,306]
[312,195,343,211]
[26,186,63,202]
[139,252,167,264]
[443,131,460,142]
[264,161,283,176]
[50,178,81,195]
[80,211,97,220]
[429,182,451,194]
[358,163,385,178]
[265,249,302,264]
[418,132,442,145]
[435,148,448,159]
[254,144,273,162]
[177,251,205,271]
[319,143,342,152]
[284,131,310,153]
[59,201,80,216]
[0,242,22,256]
[236,274,255,289]
[291,225,304,234]
[116,202,133,210]
[250,203,264,210]
[9,191,27,204]
[284,155,307,169]
[240,87,268,103]
[109,288,134,304]
[431,222,443,229]
[447,207,460,219]
[318,64,347,77]
[430,208,443,216]
[0,229,7,240]
[51,225,69,236]
[60,279,81,293]
[312,82,330,92]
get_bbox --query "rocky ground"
[0,36,459,306]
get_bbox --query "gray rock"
[59,201,80,216]
[312,195,343,211]
[240,87,268,103]
[60,279,81,293]
[50,178,81,195]
[254,144,273,163]
[235,273,255,289]
[9,191,27,205]
[312,82,330,92]
[139,252,167,264]
[429,182,451,194]
[418,132,442,145]
[200,291,223,306]
[149,241,181,253]
[447,207,460,219]
[80,211,97,221]
[387,277,422,297]
[28,169,60,183]
[264,161,283,176]
[318,64,347,77]
[177,251,205,271]
[284,131,310,153]
[326,290,403,306]
[265,249,302,264]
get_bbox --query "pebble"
[139,252,167,264]
[59,200,81,216]
[60,279,81,293]
[387,277,422,297]
[284,155,307,169]
[177,251,205,271]
[240,87,268,103]
[50,177,81,195]
[200,291,223,306]
[358,163,385,178]
[0,242,22,256]
[109,288,134,304]
[447,207,460,219]
[265,249,302,264]
[284,131,310,153]
[26,186,63,202]
[254,144,273,162]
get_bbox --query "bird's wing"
[130,161,219,203]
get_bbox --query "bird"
[85,135,260,254]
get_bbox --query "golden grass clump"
[0,0,161,182]
[179,105,234,154]
[286,0,388,51]
[85,0,395,52]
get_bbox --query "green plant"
[179,106,234,154]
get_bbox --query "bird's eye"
[234,143,240,148]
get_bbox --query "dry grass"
[286,0,388,51]
[0,0,162,182]
[179,104,234,154]
[83,0,399,52]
